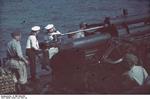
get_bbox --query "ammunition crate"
[0,68,16,94]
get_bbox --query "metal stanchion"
[0,58,2,67]
[2,58,8,67]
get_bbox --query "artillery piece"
[41,13,150,94]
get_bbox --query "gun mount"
[41,13,150,94]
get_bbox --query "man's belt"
[8,57,21,61]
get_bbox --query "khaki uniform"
[6,39,28,85]
[5,59,27,84]
[124,53,149,85]
[128,65,148,85]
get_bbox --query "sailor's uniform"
[44,31,62,43]
[26,26,41,80]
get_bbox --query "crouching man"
[5,31,28,92]
[121,53,149,93]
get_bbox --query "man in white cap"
[41,24,61,71]
[26,26,41,81]
[44,24,62,43]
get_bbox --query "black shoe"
[31,77,40,82]
[19,84,33,94]
[16,83,22,93]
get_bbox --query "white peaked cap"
[45,24,54,30]
[31,26,41,31]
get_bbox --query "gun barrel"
[60,34,111,50]
[110,13,150,25]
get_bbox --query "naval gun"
[56,13,150,49]
[46,13,150,93]
[51,13,150,64]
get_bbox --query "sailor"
[26,26,41,81]
[41,26,60,71]
[72,23,85,39]
[5,31,28,91]
[44,24,62,43]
